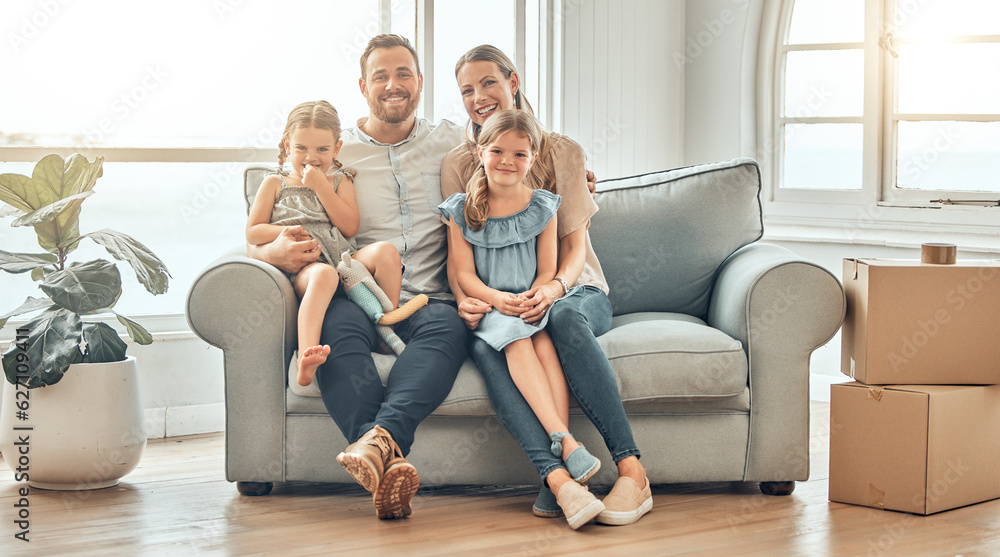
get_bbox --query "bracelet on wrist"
[553,277,570,296]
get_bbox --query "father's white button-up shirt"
[340,118,465,302]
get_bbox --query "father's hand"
[247,225,320,274]
[457,297,492,330]
[586,170,597,198]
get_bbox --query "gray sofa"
[186,157,844,496]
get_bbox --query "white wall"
[557,0,686,178]
[682,0,761,166]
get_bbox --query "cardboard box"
[841,258,1000,385]
[829,382,1000,515]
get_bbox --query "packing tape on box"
[867,387,883,402]
[921,243,957,265]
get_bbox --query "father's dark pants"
[314,291,466,455]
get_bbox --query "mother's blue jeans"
[470,285,641,481]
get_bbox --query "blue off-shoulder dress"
[439,189,580,351]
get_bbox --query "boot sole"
[336,452,380,493]
[374,461,419,519]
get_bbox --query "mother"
[441,45,651,528]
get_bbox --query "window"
[1,0,387,319]
[767,0,1000,216]
[418,0,538,126]
[1,0,536,323]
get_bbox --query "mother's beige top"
[440,132,609,294]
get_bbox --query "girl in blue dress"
[439,110,602,521]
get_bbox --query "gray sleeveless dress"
[269,170,355,274]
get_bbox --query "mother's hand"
[519,281,564,325]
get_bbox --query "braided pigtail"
[331,158,357,180]
[277,138,288,174]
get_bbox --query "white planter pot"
[0,356,146,490]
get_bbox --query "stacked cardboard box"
[829,258,1000,515]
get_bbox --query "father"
[249,34,467,520]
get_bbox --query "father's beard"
[369,89,421,125]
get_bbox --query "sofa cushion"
[287,313,748,414]
[600,312,747,398]
[591,158,762,319]
[244,166,273,214]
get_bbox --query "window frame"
[758,0,1000,245]
[880,2,1000,204]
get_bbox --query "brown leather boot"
[336,425,394,493]
[374,456,419,519]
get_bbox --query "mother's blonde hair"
[455,45,555,195]
[464,110,543,231]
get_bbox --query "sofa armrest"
[707,242,845,482]
[186,247,298,482]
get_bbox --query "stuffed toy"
[336,250,427,354]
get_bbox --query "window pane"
[390,0,417,40]
[896,121,1000,192]
[787,0,864,45]
[432,0,515,124]
[895,0,1000,38]
[0,1,379,148]
[898,43,1000,114]
[785,50,864,117]
[0,162,248,315]
[783,123,863,189]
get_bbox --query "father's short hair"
[360,34,421,80]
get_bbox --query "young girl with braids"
[247,100,423,387]
[438,109,604,528]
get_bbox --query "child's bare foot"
[297,345,331,386]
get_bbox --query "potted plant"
[0,153,170,490]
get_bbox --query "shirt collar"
[352,117,423,147]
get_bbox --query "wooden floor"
[2,402,1000,556]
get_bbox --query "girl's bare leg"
[352,241,402,309]
[504,337,572,443]
[532,330,581,460]
[293,262,339,386]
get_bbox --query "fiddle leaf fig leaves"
[2,308,84,388]
[1,154,164,388]
[82,322,128,363]
[114,312,153,345]
[0,249,57,273]
[84,229,171,295]
[40,260,122,314]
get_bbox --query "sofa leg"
[759,481,795,496]
[237,481,273,496]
